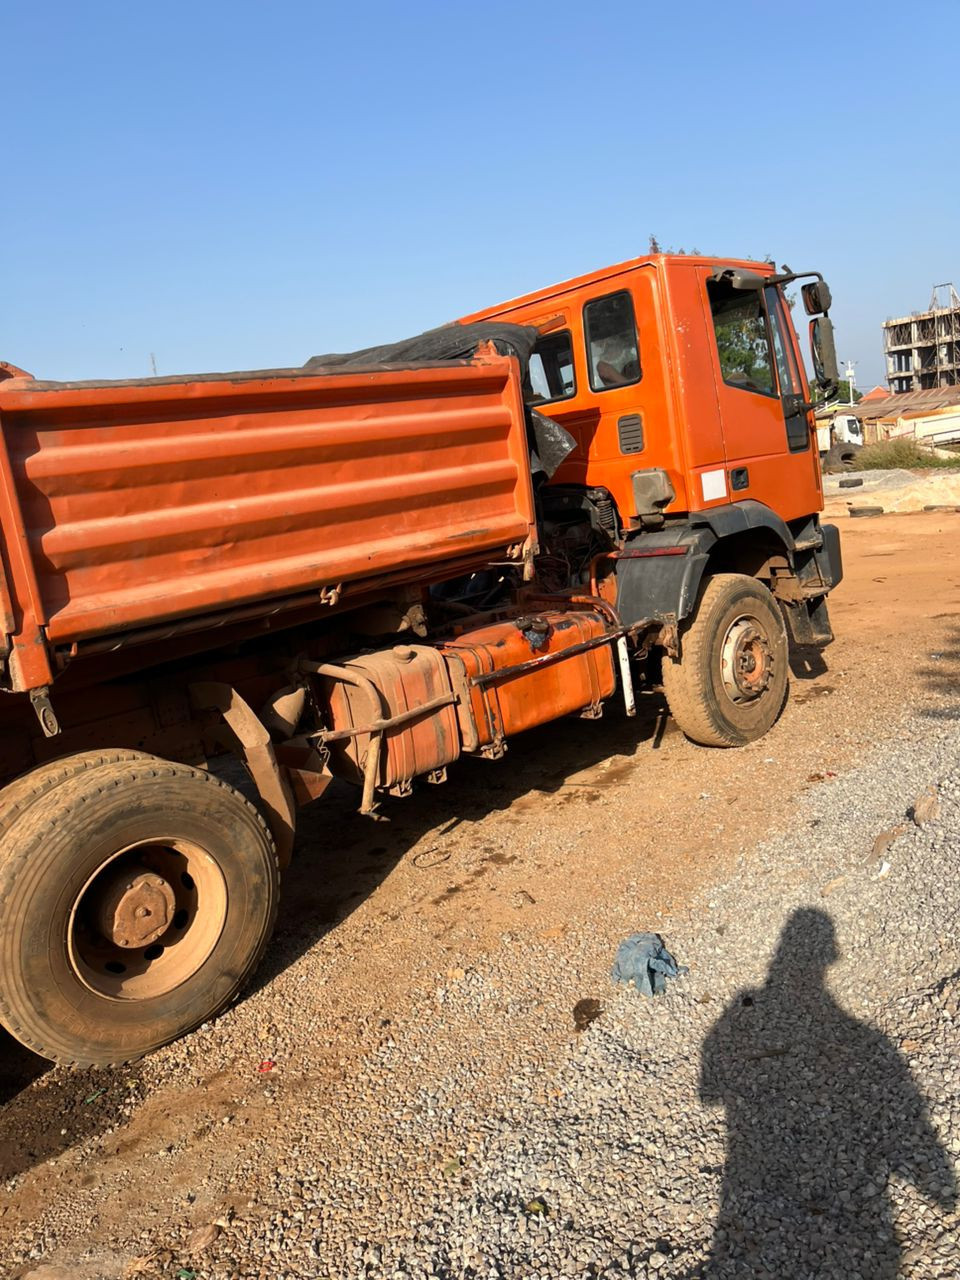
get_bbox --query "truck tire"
[0,749,154,834]
[0,758,279,1066]
[662,574,788,747]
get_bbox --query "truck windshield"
[527,331,576,403]
[708,280,775,396]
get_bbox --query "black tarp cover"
[305,322,575,479]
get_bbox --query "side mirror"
[802,280,833,315]
[810,317,839,397]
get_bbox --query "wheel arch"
[691,499,797,551]
[701,527,792,587]
[614,501,797,630]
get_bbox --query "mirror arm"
[783,394,817,416]
[766,268,825,290]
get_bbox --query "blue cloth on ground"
[611,932,687,997]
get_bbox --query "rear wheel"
[0,749,153,835]
[0,758,279,1065]
[662,573,788,747]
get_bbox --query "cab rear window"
[584,291,641,391]
[526,331,576,403]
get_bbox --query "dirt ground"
[3,510,960,1276]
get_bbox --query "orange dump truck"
[0,253,842,1064]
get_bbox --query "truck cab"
[464,253,827,532]
[463,253,843,746]
[818,411,863,463]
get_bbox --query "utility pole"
[150,353,158,377]
[844,360,857,405]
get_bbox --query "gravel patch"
[5,685,960,1278]
[314,710,960,1280]
[823,468,960,516]
[395,714,960,1280]
[823,468,919,496]
[13,705,953,1280]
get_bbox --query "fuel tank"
[315,644,460,793]
[440,609,616,753]
[315,610,617,797]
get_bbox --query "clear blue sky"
[2,0,957,391]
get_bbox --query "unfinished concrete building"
[884,284,960,393]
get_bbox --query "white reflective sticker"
[700,468,727,502]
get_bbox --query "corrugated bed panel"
[1,362,535,644]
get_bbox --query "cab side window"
[526,331,576,403]
[584,292,641,392]
[707,280,775,396]
[766,285,809,452]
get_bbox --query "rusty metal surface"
[95,868,177,949]
[441,610,617,750]
[0,421,53,688]
[856,386,960,421]
[274,739,334,808]
[0,359,536,690]
[189,681,297,869]
[312,647,461,801]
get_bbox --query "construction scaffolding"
[883,283,960,394]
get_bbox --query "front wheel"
[0,758,279,1066]
[662,573,788,747]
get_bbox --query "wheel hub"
[70,839,228,1000]
[95,866,176,948]
[720,617,773,704]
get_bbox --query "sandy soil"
[823,467,960,517]
[2,510,960,1277]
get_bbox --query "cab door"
[705,273,820,521]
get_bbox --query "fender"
[614,502,800,628]
[689,499,797,551]
[614,524,715,626]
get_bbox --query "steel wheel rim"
[68,839,228,1000]
[719,613,774,705]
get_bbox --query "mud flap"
[781,596,834,647]
[815,523,843,589]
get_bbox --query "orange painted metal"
[462,253,823,529]
[316,644,461,790]
[0,358,536,693]
[440,610,616,752]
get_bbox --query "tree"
[809,379,861,405]
[647,236,751,259]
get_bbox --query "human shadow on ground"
[698,909,956,1278]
